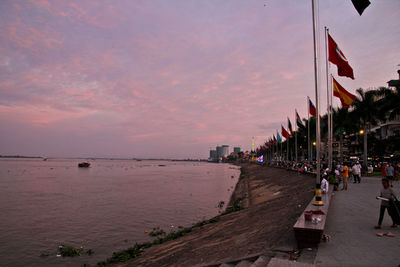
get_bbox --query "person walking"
[352,161,362,184]
[375,178,398,229]
[341,163,349,190]
[321,175,329,194]
[334,167,341,191]
[385,163,395,187]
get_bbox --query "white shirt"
[321,178,329,193]
[352,165,361,175]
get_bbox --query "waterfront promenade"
[314,177,400,267]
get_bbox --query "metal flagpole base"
[313,183,324,206]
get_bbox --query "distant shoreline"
[0,156,209,162]
[0,155,42,159]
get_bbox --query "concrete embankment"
[116,164,316,266]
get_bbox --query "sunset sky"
[1,0,399,159]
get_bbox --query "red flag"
[328,34,354,79]
[309,98,317,117]
[281,126,290,139]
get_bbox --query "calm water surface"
[0,158,239,266]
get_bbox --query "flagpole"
[287,136,289,162]
[295,111,298,164]
[330,74,334,166]
[312,0,322,206]
[307,96,311,165]
[325,27,333,172]
[325,27,331,171]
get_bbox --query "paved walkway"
[315,177,400,267]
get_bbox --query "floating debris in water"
[40,252,49,257]
[58,245,84,257]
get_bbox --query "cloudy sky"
[0,0,399,159]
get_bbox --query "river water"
[0,158,239,266]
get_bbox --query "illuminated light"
[359,130,364,135]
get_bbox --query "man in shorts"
[385,163,395,187]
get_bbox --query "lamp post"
[359,128,368,171]
[312,141,317,161]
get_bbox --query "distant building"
[209,150,217,160]
[216,146,223,158]
[233,147,241,153]
[387,69,400,90]
[221,145,229,158]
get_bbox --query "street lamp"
[313,141,317,146]
[359,129,364,135]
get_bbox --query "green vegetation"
[96,243,152,266]
[222,197,243,215]
[148,227,166,237]
[58,245,84,257]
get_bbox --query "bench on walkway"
[293,188,333,249]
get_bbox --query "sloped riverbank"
[111,164,315,266]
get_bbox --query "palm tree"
[331,106,355,162]
[377,87,400,121]
[351,88,383,169]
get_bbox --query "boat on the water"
[78,162,90,168]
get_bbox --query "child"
[375,178,397,229]
[321,175,329,194]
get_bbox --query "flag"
[309,98,317,117]
[332,76,356,108]
[351,0,370,16]
[296,110,304,128]
[288,117,294,135]
[277,132,282,143]
[328,33,354,79]
[281,125,290,139]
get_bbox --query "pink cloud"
[1,0,399,158]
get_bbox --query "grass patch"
[222,197,243,215]
[148,227,166,237]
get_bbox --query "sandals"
[376,232,395,237]
[386,232,395,237]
